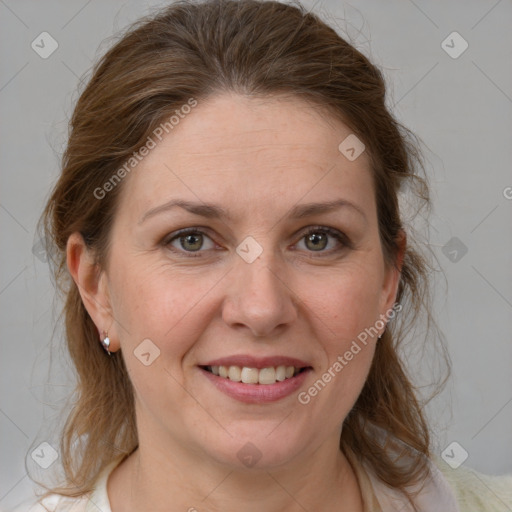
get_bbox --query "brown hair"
[35,0,449,507]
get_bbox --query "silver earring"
[101,331,111,356]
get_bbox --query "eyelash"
[163,226,351,258]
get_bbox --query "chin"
[199,425,310,471]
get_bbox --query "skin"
[67,92,405,512]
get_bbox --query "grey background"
[1,0,511,509]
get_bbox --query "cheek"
[109,259,222,350]
[303,262,384,344]
[299,271,380,417]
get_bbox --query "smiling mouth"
[200,365,310,385]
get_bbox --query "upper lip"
[200,355,311,369]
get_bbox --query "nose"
[221,254,298,338]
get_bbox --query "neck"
[108,432,364,512]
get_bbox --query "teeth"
[258,367,276,385]
[228,366,242,382]
[209,365,302,385]
[241,367,259,384]
[275,365,286,381]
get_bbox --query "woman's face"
[93,93,401,469]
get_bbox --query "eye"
[165,228,216,256]
[163,226,350,258]
[295,226,349,254]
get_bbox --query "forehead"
[155,92,358,162]
[117,93,375,223]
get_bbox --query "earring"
[101,331,111,356]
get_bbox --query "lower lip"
[199,367,311,403]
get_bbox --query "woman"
[13,0,511,511]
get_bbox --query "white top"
[10,446,512,511]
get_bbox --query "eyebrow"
[139,198,366,224]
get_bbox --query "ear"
[379,229,406,318]
[66,232,119,352]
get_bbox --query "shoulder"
[8,492,90,512]
[9,456,123,512]
[433,456,512,511]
